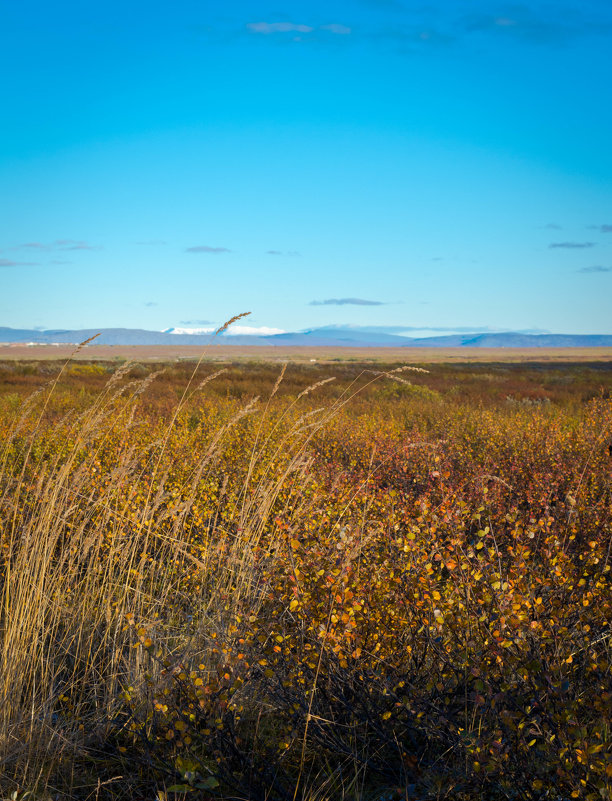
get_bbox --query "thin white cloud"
[18,240,101,252]
[310,297,386,306]
[321,23,352,35]
[587,224,612,233]
[185,245,231,253]
[458,8,612,44]
[247,22,314,35]
[578,265,612,274]
[550,241,595,249]
[247,22,351,37]
[0,258,39,267]
[266,249,300,256]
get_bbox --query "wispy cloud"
[185,245,231,254]
[354,7,612,54]
[144,301,158,307]
[244,9,595,54]
[20,242,55,250]
[415,29,455,44]
[461,14,523,34]
[320,23,352,35]
[550,241,595,249]
[266,249,300,256]
[247,22,314,35]
[136,240,166,246]
[358,0,405,9]
[60,241,101,251]
[16,240,101,252]
[587,224,612,233]
[179,319,214,325]
[578,265,612,274]
[247,21,351,37]
[243,7,612,55]
[457,7,612,44]
[459,10,563,43]
[494,17,518,27]
[0,258,39,267]
[310,297,387,306]
[542,222,562,230]
[340,23,455,49]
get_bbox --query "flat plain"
[2,343,612,363]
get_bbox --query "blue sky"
[1,0,611,335]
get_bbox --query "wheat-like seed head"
[389,364,429,374]
[366,364,430,385]
[270,363,288,399]
[106,360,135,388]
[73,333,101,355]
[297,377,336,401]
[195,368,228,392]
[133,368,166,396]
[215,311,251,336]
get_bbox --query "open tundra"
[0,357,611,800]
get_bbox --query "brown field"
[1,355,611,799]
[2,342,612,363]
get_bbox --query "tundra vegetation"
[0,355,611,800]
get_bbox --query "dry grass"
[0,350,611,800]
[0,347,357,796]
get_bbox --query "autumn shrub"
[0,355,610,800]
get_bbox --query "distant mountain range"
[2,326,612,348]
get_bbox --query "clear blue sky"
[1,0,611,335]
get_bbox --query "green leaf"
[195,777,220,790]
[166,785,194,793]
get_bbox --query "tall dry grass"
[0,334,412,796]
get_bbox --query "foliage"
[0,357,611,800]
